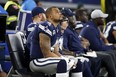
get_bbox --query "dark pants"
[70,60,93,77]
[89,57,101,77]
[96,51,116,77]
[83,60,93,77]
[103,50,116,68]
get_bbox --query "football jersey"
[26,22,37,37]
[63,26,85,54]
[104,21,116,43]
[30,21,61,60]
[75,21,86,29]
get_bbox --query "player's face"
[68,16,76,28]
[81,12,88,23]
[96,17,104,26]
[51,8,63,22]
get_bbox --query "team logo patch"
[44,26,48,30]
[53,30,56,35]
[86,25,89,27]
[39,24,52,36]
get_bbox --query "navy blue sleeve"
[26,23,36,37]
[63,29,84,54]
[38,24,52,38]
[112,23,116,31]
[80,27,115,51]
[63,31,69,50]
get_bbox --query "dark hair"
[75,9,87,20]
[34,0,40,5]
[32,7,45,17]
[45,6,57,18]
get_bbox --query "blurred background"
[0,0,101,10]
[1,0,116,22]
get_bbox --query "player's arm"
[53,43,61,57]
[98,27,109,44]
[113,30,116,40]
[80,36,90,49]
[62,47,76,56]
[112,30,116,48]
[100,32,109,45]
[39,33,60,58]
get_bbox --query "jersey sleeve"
[112,23,116,31]
[38,24,52,37]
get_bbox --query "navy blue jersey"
[75,21,86,29]
[26,31,34,50]
[26,22,43,49]
[30,21,61,59]
[104,21,116,43]
[63,26,85,54]
[80,20,115,51]
[26,22,37,37]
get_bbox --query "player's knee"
[57,60,67,73]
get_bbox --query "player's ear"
[38,14,42,18]
[49,15,52,19]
